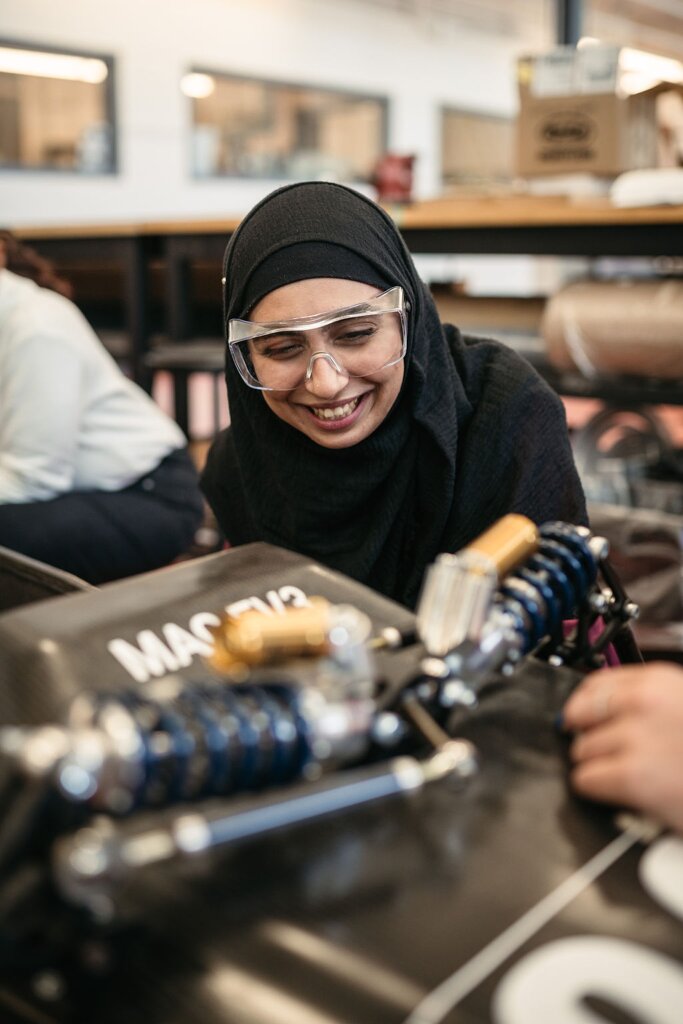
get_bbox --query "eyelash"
[261,341,302,360]
[336,327,374,343]
[259,325,376,359]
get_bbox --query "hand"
[562,662,683,834]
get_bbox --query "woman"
[202,182,586,609]
[0,230,204,584]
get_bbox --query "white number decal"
[639,836,683,923]
[493,936,683,1024]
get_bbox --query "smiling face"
[249,278,406,449]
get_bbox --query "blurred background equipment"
[541,278,683,379]
[516,43,683,183]
[372,152,416,203]
[572,405,683,515]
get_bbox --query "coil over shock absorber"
[497,521,598,655]
[2,682,376,817]
[417,515,633,682]
[0,602,377,816]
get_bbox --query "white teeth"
[310,397,360,421]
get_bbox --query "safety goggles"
[228,285,407,391]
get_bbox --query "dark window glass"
[183,70,387,181]
[0,41,116,173]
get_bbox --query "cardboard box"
[516,47,674,178]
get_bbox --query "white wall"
[1,0,549,226]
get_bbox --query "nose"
[304,351,349,399]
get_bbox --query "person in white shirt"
[0,230,203,584]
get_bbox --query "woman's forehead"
[250,278,383,323]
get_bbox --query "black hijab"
[202,181,586,607]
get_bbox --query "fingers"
[570,755,639,809]
[563,662,683,828]
[569,720,627,764]
[563,671,621,731]
[562,662,678,732]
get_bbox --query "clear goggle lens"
[228,285,407,391]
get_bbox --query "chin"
[310,430,366,449]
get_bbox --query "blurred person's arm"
[0,329,83,503]
[563,662,683,834]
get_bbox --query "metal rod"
[556,0,583,46]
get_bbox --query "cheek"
[261,392,288,420]
[380,364,404,409]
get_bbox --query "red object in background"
[372,153,416,203]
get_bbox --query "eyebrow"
[251,315,380,343]
[251,329,307,345]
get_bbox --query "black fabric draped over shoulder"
[201,182,586,609]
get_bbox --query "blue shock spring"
[497,523,598,654]
[85,682,312,811]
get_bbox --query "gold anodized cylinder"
[209,597,331,673]
[463,514,539,579]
